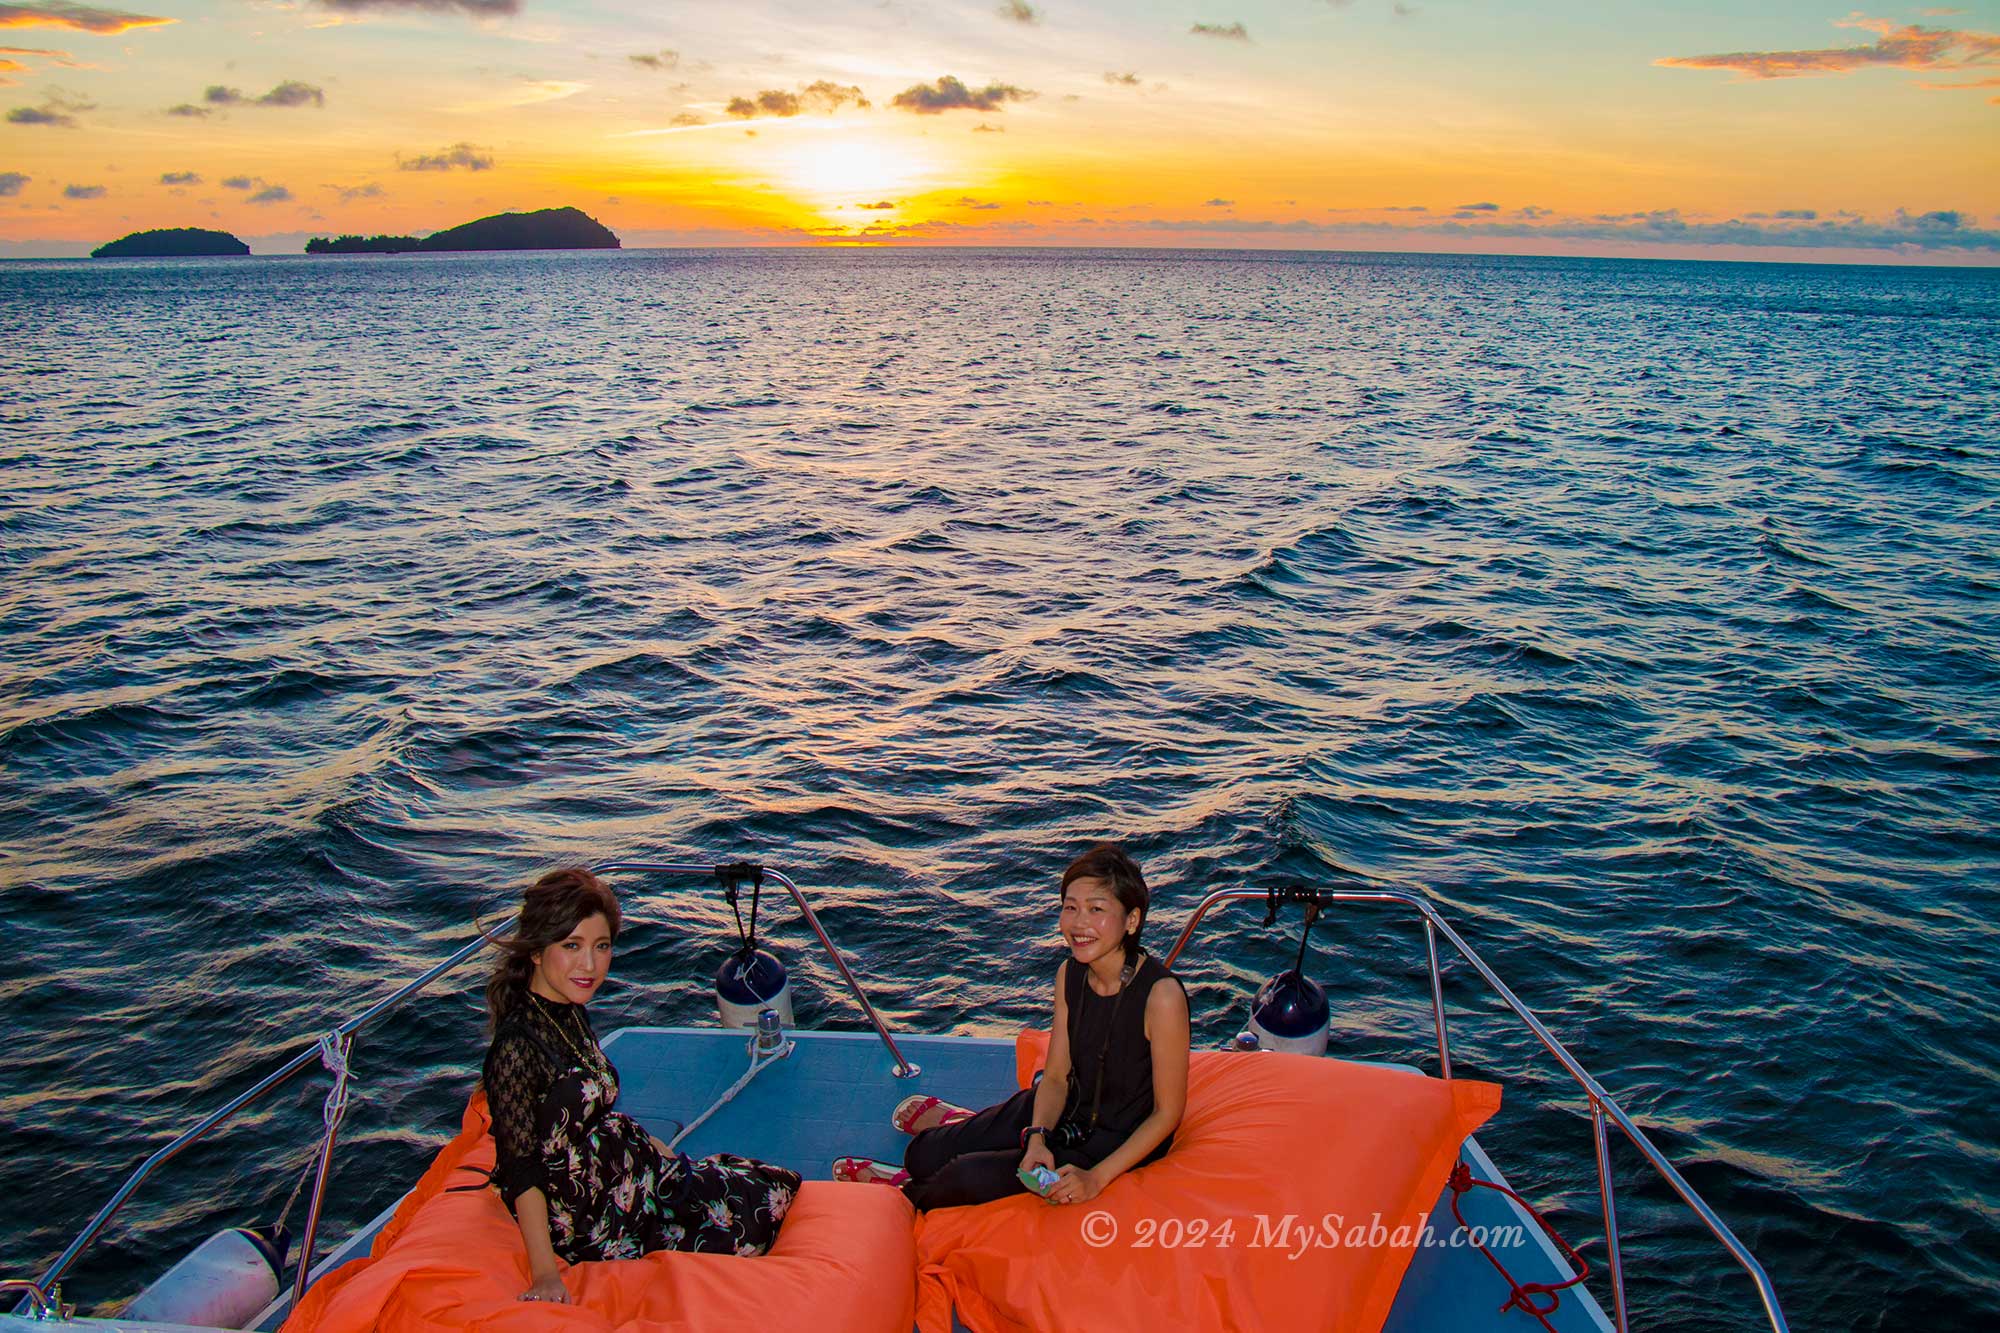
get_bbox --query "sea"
[2,248,1996,1330]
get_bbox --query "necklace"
[532,996,610,1080]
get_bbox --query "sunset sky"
[1,0,1996,260]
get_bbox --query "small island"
[92,227,250,259]
[305,234,420,254]
[304,206,619,256]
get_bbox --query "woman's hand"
[1050,1164,1104,1205]
[1019,1137,1056,1176]
[520,1269,569,1304]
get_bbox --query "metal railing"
[20,860,907,1316]
[1163,885,1789,1333]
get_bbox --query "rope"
[268,1033,356,1237]
[317,1032,353,1133]
[1445,1161,1591,1332]
[667,1035,793,1152]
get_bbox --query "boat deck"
[11,1025,1611,1333]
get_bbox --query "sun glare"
[773,136,935,211]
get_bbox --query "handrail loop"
[1163,885,1788,1333]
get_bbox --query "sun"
[772,134,935,211]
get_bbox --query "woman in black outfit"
[481,869,800,1302]
[837,844,1190,1210]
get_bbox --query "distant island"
[306,234,420,254]
[304,207,619,256]
[92,227,249,259]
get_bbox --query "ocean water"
[1,248,1997,1330]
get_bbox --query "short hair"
[1060,843,1150,952]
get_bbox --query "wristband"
[1020,1125,1049,1150]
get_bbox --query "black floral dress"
[482,991,800,1261]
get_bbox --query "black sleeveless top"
[1062,951,1183,1140]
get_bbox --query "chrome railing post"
[589,862,919,1079]
[1423,917,1452,1080]
[762,869,919,1078]
[292,1031,355,1304]
[1591,1098,1630,1333]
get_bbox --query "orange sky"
[2,0,1996,261]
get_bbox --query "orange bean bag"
[283,1092,916,1333]
[914,1035,1501,1333]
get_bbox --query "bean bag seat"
[284,1092,916,1333]
[913,1036,1501,1333]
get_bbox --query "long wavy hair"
[484,868,622,1034]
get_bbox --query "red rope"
[1445,1160,1592,1332]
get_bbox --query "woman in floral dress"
[480,868,800,1302]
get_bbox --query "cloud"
[6,90,84,124]
[165,101,209,116]
[1129,204,2000,254]
[1203,197,1232,206]
[1456,201,1499,211]
[1657,15,2000,80]
[329,180,382,200]
[1516,204,1551,219]
[995,0,1038,23]
[258,79,324,107]
[856,199,895,209]
[398,141,493,171]
[1103,70,1140,85]
[956,195,1000,209]
[0,169,25,194]
[0,43,77,71]
[890,74,1033,113]
[159,169,199,184]
[61,180,100,197]
[669,111,701,126]
[971,120,1003,131]
[0,1,170,34]
[202,79,324,108]
[1775,208,1817,219]
[628,48,677,70]
[221,175,253,189]
[314,0,518,16]
[247,183,291,203]
[1189,21,1248,40]
[725,79,867,118]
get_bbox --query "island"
[305,234,420,254]
[303,207,619,256]
[91,227,249,259]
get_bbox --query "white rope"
[667,1037,793,1152]
[316,1032,352,1132]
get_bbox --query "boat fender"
[124,1224,289,1329]
[715,945,795,1029]
[1247,968,1330,1056]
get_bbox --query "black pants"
[901,1086,1142,1212]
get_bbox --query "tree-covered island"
[304,206,619,255]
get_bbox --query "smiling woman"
[477,868,801,1301]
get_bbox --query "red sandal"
[832,1157,910,1187]
[892,1094,973,1135]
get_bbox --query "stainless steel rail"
[590,862,918,1079]
[1163,886,1789,1333]
[25,859,909,1313]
